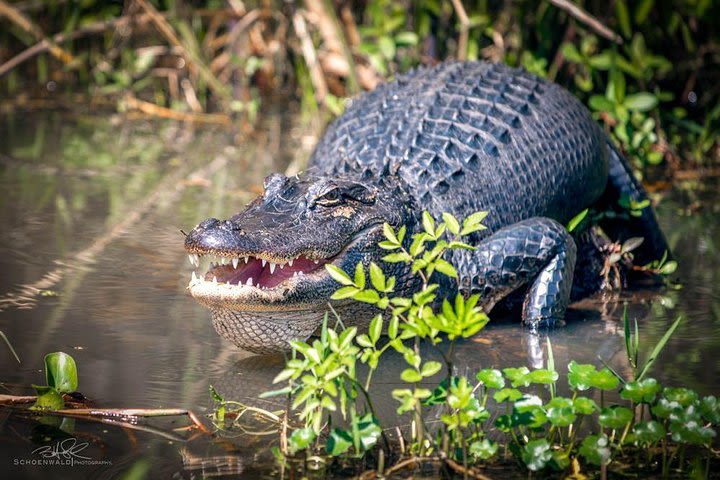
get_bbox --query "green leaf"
[561,42,583,63]
[526,368,559,385]
[326,428,353,456]
[434,259,458,278]
[442,213,460,235]
[574,397,599,415]
[325,264,354,286]
[663,387,698,407]
[354,290,381,304]
[621,378,661,403]
[382,252,412,263]
[503,367,530,387]
[369,315,382,343]
[567,208,589,232]
[629,420,666,445]
[637,316,682,381]
[331,286,361,299]
[354,262,366,289]
[589,95,615,112]
[670,421,716,445]
[288,427,316,454]
[44,352,78,394]
[476,369,505,389]
[700,396,720,424]
[589,368,620,390]
[624,92,658,112]
[369,262,386,291]
[422,211,435,235]
[615,0,632,38]
[401,368,422,383]
[394,31,419,46]
[469,439,498,460]
[420,361,442,378]
[521,439,552,471]
[579,434,611,466]
[461,211,488,235]
[599,406,633,429]
[493,388,523,403]
[567,361,597,391]
[259,386,291,398]
[378,36,396,59]
[31,386,64,410]
[382,223,399,245]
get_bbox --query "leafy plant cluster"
[30,352,79,411]
[1,1,717,167]
[218,211,720,477]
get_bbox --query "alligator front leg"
[454,217,577,328]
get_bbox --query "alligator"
[184,61,669,354]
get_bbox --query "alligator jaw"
[186,251,331,309]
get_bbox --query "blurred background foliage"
[0,0,718,172]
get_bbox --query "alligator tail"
[600,142,671,265]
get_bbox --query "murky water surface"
[1,113,718,479]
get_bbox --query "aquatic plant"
[243,211,719,477]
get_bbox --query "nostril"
[198,218,220,229]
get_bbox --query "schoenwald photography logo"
[13,437,112,467]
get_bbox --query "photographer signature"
[32,438,91,460]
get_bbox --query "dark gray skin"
[184,61,669,354]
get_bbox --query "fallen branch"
[548,0,623,44]
[445,458,494,480]
[0,0,77,67]
[124,95,231,124]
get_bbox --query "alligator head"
[184,172,414,354]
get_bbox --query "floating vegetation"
[206,211,719,478]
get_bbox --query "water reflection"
[0,113,718,478]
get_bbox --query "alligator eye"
[315,188,342,206]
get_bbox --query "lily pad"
[521,439,552,471]
[700,396,720,424]
[526,368,559,385]
[503,367,531,387]
[621,378,661,403]
[629,420,666,445]
[469,439,498,460]
[573,396,599,415]
[579,434,611,466]
[567,361,597,391]
[476,369,505,389]
[670,420,716,445]
[598,406,633,429]
[663,387,698,407]
[493,388,523,403]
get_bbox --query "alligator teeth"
[232,258,239,269]
[314,260,319,264]
[279,263,284,269]
[246,277,253,286]
[269,263,276,274]
[212,276,217,283]
[288,259,294,267]
[261,259,267,267]
[191,271,197,281]
[244,256,249,263]
[188,254,200,267]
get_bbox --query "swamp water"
[0,113,718,479]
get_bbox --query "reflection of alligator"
[184,61,668,354]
